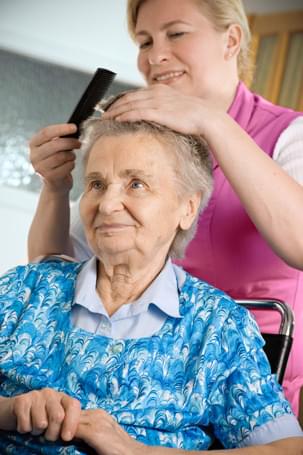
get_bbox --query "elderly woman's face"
[80,132,196,263]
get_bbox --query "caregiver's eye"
[168,31,186,39]
[139,39,152,50]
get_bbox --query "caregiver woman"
[28,0,303,416]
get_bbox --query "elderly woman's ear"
[179,192,202,231]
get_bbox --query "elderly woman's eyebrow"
[84,172,106,186]
[122,169,153,180]
[84,172,103,182]
[84,170,153,182]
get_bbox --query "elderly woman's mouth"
[96,223,134,233]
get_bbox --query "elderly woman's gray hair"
[80,117,213,259]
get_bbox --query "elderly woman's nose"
[98,184,124,213]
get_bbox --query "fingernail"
[63,431,72,441]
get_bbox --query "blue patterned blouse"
[0,259,292,454]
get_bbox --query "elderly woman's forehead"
[91,129,174,150]
[84,130,178,173]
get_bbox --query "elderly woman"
[0,117,302,454]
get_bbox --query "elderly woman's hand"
[75,409,143,455]
[0,388,81,441]
[29,123,81,193]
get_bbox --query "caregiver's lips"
[152,70,185,83]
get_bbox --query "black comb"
[67,67,116,138]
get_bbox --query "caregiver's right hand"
[29,123,81,193]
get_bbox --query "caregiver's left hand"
[102,84,220,137]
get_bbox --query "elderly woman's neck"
[96,255,167,317]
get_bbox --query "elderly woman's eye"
[130,180,145,190]
[90,180,104,191]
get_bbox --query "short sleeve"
[0,265,28,335]
[208,301,293,448]
[273,116,303,184]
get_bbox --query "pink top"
[177,82,303,415]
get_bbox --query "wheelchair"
[236,298,294,385]
[210,298,294,450]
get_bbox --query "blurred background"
[0,0,302,272]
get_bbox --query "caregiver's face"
[135,0,230,99]
[80,132,191,262]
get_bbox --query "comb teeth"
[67,67,116,138]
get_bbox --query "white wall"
[0,0,302,86]
[0,0,143,86]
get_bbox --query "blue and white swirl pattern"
[0,260,292,453]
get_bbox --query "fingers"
[12,394,33,434]
[33,151,76,177]
[103,88,155,119]
[75,409,140,454]
[30,137,80,177]
[13,391,48,436]
[60,394,81,442]
[29,123,78,148]
[43,396,66,441]
[11,389,81,443]
[103,84,206,136]
[30,137,80,164]
[43,391,81,442]
[42,162,76,186]
[102,85,177,124]
[29,123,81,192]
[75,409,109,448]
[29,396,48,436]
